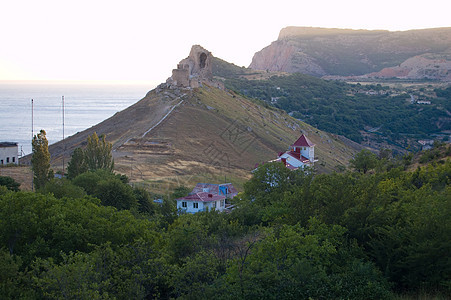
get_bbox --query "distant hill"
[249,27,451,81]
[213,57,451,152]
[19,52,363,192]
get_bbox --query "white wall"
[0,146,18,165]
[300,146,314,160]
[176,200,225,213]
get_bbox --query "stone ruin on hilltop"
[165,45,224,89]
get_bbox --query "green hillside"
[213,58,451,152]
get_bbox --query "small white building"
[0,142,18,166]
[176,192,226,213]
[275,134,316,170]
[176,183,238,214]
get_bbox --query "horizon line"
[0,79,159,86]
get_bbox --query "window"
[182,201,187,208]
[193,202,198,209]
[221,200,225,207]
[12,157,15,163]
[213,201,216,208]
[6,157,9,163]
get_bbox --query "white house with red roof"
[176,183,237,213]
[274,134,316,170]
[176,192,226,213]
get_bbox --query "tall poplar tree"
[84,132,114,172]
[67,147,88,179]
[31,129,51,190]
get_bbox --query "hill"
[213,57,451,151]
[20,47,363,193]
[249,27,451,81]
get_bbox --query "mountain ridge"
[250,27,451,81]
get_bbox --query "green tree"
[72,169,128,197]
[0,249,36,298]
[39,178,86,199]
[222,219,391,299]
[170,185,190,200]
[133,187,155,215]
[94,178,137,210]
[84,132,114,172]
[350,149,378,174]
[66,147,87,179]
[31,129,52,190]
[0,176,20,192]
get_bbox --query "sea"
[0,81,154,155]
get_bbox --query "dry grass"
[0,165,33,191]
[33,84,361,193]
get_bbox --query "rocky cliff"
[249,27,451,81]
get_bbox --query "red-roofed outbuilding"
[276,134,316,170]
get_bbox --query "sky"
[1,0,450,85]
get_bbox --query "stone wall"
[168,45,219,88]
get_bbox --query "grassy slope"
[113,85,362,193]
[16,84,362,193]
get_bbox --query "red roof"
[291,134,315,147]
[287,151,300,160]
[176,192,226,202]
[286,151,311,163]
[191,183,238,198]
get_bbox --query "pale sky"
[1,0,450,84]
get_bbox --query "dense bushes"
[0,154,449,298]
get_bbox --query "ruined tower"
[168,45,222,89]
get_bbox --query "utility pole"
[31,99,34,141]
[62,96,65,174]
[31,99,34,191]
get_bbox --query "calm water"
[0,81,153,155]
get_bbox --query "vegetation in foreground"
[0,132,450,298]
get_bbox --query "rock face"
[167,45,224,89]
[360,54,451,81]
[249,40,326,76]
[249,27,451,81]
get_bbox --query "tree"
[350,149,378,174]
[66,147,87,179]
[94,178,137,210]
[84,132,114,172]
[0,176,20,192]
[133,187,155,215]
[223,220,392,299]
[170,185,190,200]
[31,130,52,190]
[72,169,127,196]
[39,178,86,199]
